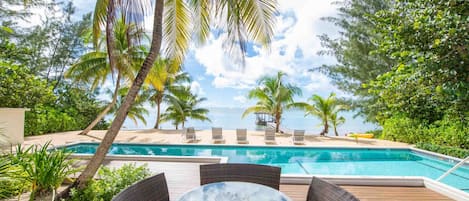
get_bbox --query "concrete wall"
[0,108,29,146]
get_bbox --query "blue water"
[65,143,469,192]
[121,107,379,136]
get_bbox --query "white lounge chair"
[264,128,276,144]
[236,128,249,144]
[211,127,225,144]
[183,127,197,143]
[293,129,305,145]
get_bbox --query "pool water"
[64,143,469,192]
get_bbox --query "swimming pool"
[64,143,469,192]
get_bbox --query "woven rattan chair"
[236,128,249,144]
[306,177,360,201]
[112,173,170,201]
[199,163,281,190]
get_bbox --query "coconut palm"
[64,0,278,195]
[304,93,349,136]
[145,59,191,129]
[160,87,211,129]
[242,72,306,132]
[330,113,346,136]
[109,87,150,126]
[65,18,145,135]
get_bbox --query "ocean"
[120,107,379,136]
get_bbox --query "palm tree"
[304,93,348,136]
[144,59,191,129]
[61,0,278,196]
[242,72,306,132]
[160,87,211,129]
[109,87,150,126]
[65,18,145,135]
[330,113,346,136]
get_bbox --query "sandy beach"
[23,129,409,147]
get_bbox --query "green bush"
[382,114,468,149]
[10,142,79,200]
[416,142,469,159]
[0,62,109,135]
[68,163,151,201]
[0,160,28,199]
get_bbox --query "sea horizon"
[120,107,379,136]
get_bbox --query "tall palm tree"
[144,59,191,129]
[242,72,306,132]
[61,0,278,196]
[65,18,145,135]
[330,113,346,136]
[160,87,211,129]
[304,93,348,136]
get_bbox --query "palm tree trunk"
[334,126,338,136]
[275,112,281,133]
[153,95,163,129]
[324,121,329,136]
[56,0,164,199]
[79,73,121,135]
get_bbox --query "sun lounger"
[183,127,197,143]
[293,129,305,145]
[236,128,249,144]
[264,128,276,144]
[211,127,225,144]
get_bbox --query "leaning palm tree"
[144,59,191,129]
[61,0,278,196]
[160,87,211,129]
[330,113,346,136]
[242,72,306,132]
[304,93,349,136]
[65,18,145,135]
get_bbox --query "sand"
[22,129,410,147]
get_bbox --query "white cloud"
[190,81,205,96]
[193,0,338,89]
[233,95,247,104]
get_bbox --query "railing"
[436,156,469,181]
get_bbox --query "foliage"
[68,163,151,201]
[317,0,393,122]
[369,0,469,124]
[160,87,211,129]
[0,62,108,135]
[382,115,468,149]
[320,0,468,149]
[10,142,79,200]
[243,72,305,132]
[416,143,469,159]
[303,93,349,136]
[0,158,28,199]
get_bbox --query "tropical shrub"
[416,143,469,159]
[10,142,79,200]
[0,159,27,199]
[0,62,109,135]
[68,163,151,201]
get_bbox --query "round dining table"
[177,181,292,201]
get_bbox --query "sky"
[18,0,377,131]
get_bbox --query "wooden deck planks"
[97,161,454,201]
[280,184,454,201]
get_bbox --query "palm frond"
[163,0,191,68]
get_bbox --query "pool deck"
[18,130,460,200]
[22,129,410,147]
[95,160,454,201]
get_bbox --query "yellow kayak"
[347,133,374,139]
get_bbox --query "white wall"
[0,108,29,146]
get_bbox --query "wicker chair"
[199,163,281,190]
[112,173,170,201]
[306,177,360,201]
